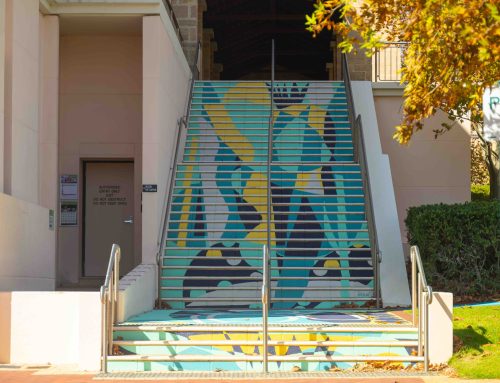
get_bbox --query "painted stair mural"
[164,81,374,310]
[107,81,421,372]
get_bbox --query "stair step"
[167,228,368,233]
[113,340,417,347]
[160,286,373,291]
[162,255,371,260]
[107,354,422,363]
[161,265,371,271]
[114,324,417,333]
[161,276,373,281]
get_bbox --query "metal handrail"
[100,244,121,373]
[411,245,433,372]
[342,54,382,307]
[266,40,274,291]
[156,40,202,306]
[161,0,184,43]
[261,245,269,373]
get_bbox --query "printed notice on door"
[60,174,78,226]
[92,185,127,207]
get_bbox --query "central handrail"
[341,53,381,307]
[100,244,121,373]
[261,245,269,373]
[156,40,202,306]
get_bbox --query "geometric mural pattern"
[162,81,375,310]
[110,310,417,372]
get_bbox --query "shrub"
[406,201,500,296]
[471,184,490,201]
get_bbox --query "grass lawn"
[449,305,500,379]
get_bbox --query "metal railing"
[156,40,202,305]
[261,245,270,373]
[161,0,184,44]
[373,42,408,82]
[266,40,275,272]
[411,245,433,372]
[100,244,121,373]
[342,54,382,307]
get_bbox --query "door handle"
[123,216,134,224]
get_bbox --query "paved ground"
[0,370,499,383]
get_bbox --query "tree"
[306,0,500,198]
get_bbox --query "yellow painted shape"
[204,104,254,162]
[177,162,195,247]
[243,173,268,214]
[206,249,222,257]
[308,105,327,137]
[324,260,340,269]
[279,104,307,117]
[226,82,270,104]
[245,222,275,247]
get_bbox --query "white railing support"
[261,244,269,373]
[100,244,121,373]
[410,245,433,372]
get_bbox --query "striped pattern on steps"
[108,309,420,372]
[161,81,375,310]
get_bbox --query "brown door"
[83,161,134,277]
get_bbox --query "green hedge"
[406,201,500,296]
[471,184,490,201]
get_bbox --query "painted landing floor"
[121,309,410,326]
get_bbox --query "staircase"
[106,81,422,372]
[163,81,375,310]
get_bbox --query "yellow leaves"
[306,0,500,142]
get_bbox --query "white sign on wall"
[60,174,78,226]
[483,81,500,141]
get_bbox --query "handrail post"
[100,244,121,373]
[262,245,269,373]
[424,290,430,372]
[411,249,417,325]
[100,287,107,373]
[417,276,423,356]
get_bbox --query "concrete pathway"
[0,370,499,383]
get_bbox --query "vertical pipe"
[101,297,107,373]
[266,39,274,307]
[417,277,423,356]
[262,245,269,373]
[412,249,417,325]
[263,39,274,374]
[424,291,430,372]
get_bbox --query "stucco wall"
[0,193,56,291]
[141,15,190,266]
[373,88,470,250]
[0,291,101,370]
[3,0,40,204]
[58,32,143,285]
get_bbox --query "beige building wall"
[58,29,143,285]
[0,1,57,292]
[38,15,59,211]
[0,193,56,291]
[3,0,40,204]
[142,15,191,266]
[373,88,471,249]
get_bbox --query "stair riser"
[109,326,417,372]
[107,360,417,373]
